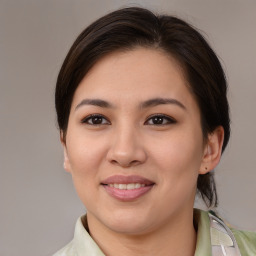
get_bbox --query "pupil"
[153,116,163,124]
[92,116,102,124]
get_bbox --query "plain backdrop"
[0,0,255,255]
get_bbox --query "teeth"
[127,183,135,190]
[109,183,146,190]
[135,183,141,189]
[119,184,126,189]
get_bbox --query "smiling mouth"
[101,175,155,201]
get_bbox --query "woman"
[54,7,256,256]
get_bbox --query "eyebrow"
[75,99,113,110]
[140,98,186,110]
[75,97,186,111]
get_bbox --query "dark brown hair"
[55,7,230,208]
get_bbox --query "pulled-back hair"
[55,7,230,208]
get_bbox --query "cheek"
[65,138,108,206]
[66,138,106,206]
[153,137,202,211]
[67,132,107,175]
[151,131,203,184]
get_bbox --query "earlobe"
[63,146,71,172]
[60,130,71,173]
[199,126,224,175]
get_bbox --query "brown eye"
[145,114,176,125]
[82,114,110,125]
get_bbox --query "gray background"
[0,0,255,255]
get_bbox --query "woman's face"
[63,48,211,234]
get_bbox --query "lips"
[101,175,155,201]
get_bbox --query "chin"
[102,209,154,235]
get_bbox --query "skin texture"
[62,48,224,256]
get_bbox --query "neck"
[86,209,197,256]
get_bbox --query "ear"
[199,126,224,174]
[60,131,71,173]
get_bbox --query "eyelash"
[81,114,110,125]
[145,114,177,125]
[81,114,176,126]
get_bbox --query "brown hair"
[55,7,230,207]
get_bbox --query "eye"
[81,114,110,125]
[145,114,176,125]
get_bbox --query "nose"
[106,125,147,168]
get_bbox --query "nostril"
[110,159,118,165]
[130,160,140,166]
[110,159,140,167]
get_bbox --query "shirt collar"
[73,216,105,256]
[194,208,212,256]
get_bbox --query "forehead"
[71,48,196,110]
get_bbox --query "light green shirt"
[53,209,256,256]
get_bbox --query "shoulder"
[231,228,256,255]
[52,240,77,256]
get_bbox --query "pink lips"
[101,175,155,201]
